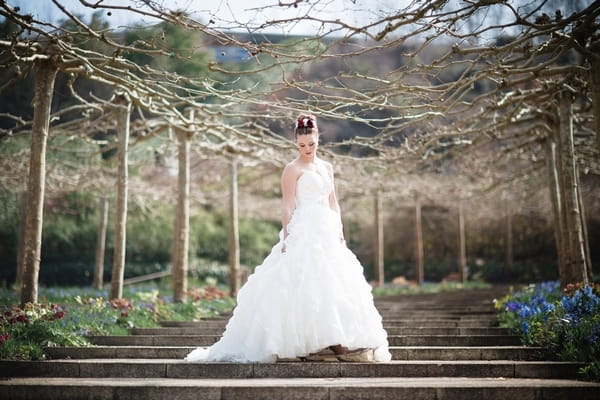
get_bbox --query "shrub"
[472,260,559,283]
[0,283,236,360]
[0,303,87,360]
[496,281,600,381]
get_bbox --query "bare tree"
[591,51,600,153]
[373,191,385,286]
[414,195,424,285]
[19,53,59,305]
[556,91,589,285]
[172,110,192,302]
[15,191,26,295]
[505,210,514,272]
[1,0,598,294]
[109,92,132,300]
[457,203,467,284]
[228,158,241,296]
[545,128,567,280]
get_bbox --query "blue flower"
[561,296,577,313]
[541,301,555,313]
[587,324,600,345]
[563,313,579,325]
[519,305,537,319]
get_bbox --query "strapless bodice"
[295,170,332,208]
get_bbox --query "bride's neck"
[298,155,317,164]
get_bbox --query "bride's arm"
[327,163,341,215]
[326,163,345,242]
[280,164,298,248]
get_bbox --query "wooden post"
[373,191,384,286]
[458,203,467,283]
[92,196,109,290]
[228,158,241,296]
[109,92,132,300]
[172,111,192,302]
[415,195,424,285]
[19,57,58,305]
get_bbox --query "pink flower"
[0,332,10,345]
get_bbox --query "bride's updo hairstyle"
[294,114,318,138]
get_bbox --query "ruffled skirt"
[185,203,391,363]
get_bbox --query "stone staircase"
[1,287,599,399]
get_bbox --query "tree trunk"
[170,126,180,279]
[415,195,424,285]
[15,191,27,294]
[545,131,567,282]
[557,91,589,285]
[228,158,241,296]
[373,191,384,286]
[172,119,191,302]
[576,165,593,279]
[19,58,58,305]
[92,196,109,290]
[457,203,467,283]
[590,50,600,153]
[109,93,132,300]
[505,204,513,271]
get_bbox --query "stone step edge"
[85,336,523,347]
[88,334,519,339]
[130,327,510,333]
[43,345,544,361]
[0,359,586,380]
[2,376,599,400]
[44,345,540,351]
[3,376,597,386]
[1,359,576,366]
[159,319,502,323]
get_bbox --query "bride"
[185,114,391,363]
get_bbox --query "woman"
[185,114,391,363]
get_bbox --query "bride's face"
[296,132,319,157]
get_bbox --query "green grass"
[372,280,491,297]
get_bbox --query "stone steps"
[3,286,597,399]
[87,334,521,347]
[161,319,500,328]
[0,359,584,379]
[2,377,599,400]
[129,326,510,336]
[44,345,542,361]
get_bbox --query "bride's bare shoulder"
[282,160,302,180]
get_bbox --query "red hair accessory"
[295,118,314,129]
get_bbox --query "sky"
[7,0,408,36]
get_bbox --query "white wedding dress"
[184,169,391,363]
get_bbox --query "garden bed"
[0,281,235,360]
[495,281,600,381]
